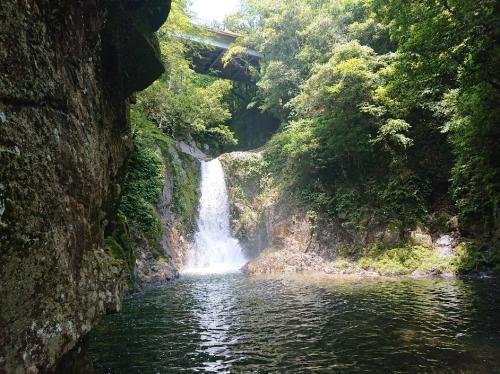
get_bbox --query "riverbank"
[242,245,471,278]
[219,151,497,279]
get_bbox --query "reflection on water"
[191,276,239,372]
[82,274,500,373]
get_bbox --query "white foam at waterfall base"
[183,158,247,274]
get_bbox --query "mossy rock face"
[115,110,200,283]
[169,146,201,231]
[105,232,135,283]
[0,0,171,371]
[355,245,456,276]
[409,225,433,248]
[220,151,273,259]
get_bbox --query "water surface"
[85,274,499,373]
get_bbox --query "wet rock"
[447,215,459,230]
[135,248,180,287]
[0,0,171,372]
[242,248,326,275]
[409,226,433,248]
[436,235,456,257]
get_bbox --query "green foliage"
[170,152,200,229]
[231,153,268,180]
[113,0,499,275]
[451,242,500,274]
[136,0,238,149]
[118,110,201,260]
[452,244,482,273]
[373,119,413,151]
[119,139,164,247]
[135,77,236,147]
[356,246,455,275]
[225,154,270,198]
[229,0,499,263]
[256,61,302,120]
[371,0,500,238]
[439,87,500,234]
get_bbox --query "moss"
[356,245,456,275]
[332,259,351,270]
[105,236,125,260]
[434,211,453,231]
[170,151,200,230]
[105,237,128,271]
[113,211,136,272]
[120,110,173,251]
[119,138,164,248]
[114,108,201,269]
[452,243,483,273]
[224,153,269,197]
[418,252,455,274]
[105,227,137,286]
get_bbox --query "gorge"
[1,0,499,372]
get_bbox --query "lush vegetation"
[104,0,499,277]
[106,109,203,285]
[224,0,499,271]
[138,0,238,149]
[105,0,244,283]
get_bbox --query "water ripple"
[85,274,500,373]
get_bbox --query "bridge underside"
[185,45,259,82]
[178,30,261,82]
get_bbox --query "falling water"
[184,158,246,273]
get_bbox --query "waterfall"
[184,158,246,273]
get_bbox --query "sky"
[190,0,241,23]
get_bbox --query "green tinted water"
[82,274,499,373]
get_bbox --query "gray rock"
[409,226,433,248]
[436,235,456,256]
[0,0,171,372]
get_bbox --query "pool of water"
[81,274,499,373]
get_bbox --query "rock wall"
[134,142,201,287]
[221,151,462,276]
[0,0,171,372]
[219,152,270,260]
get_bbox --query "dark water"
[84,274,499,373]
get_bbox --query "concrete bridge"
[177,29,261,81]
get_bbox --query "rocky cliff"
[0,1,171,372]
[131,138,201,287]
[221,152,466,277]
